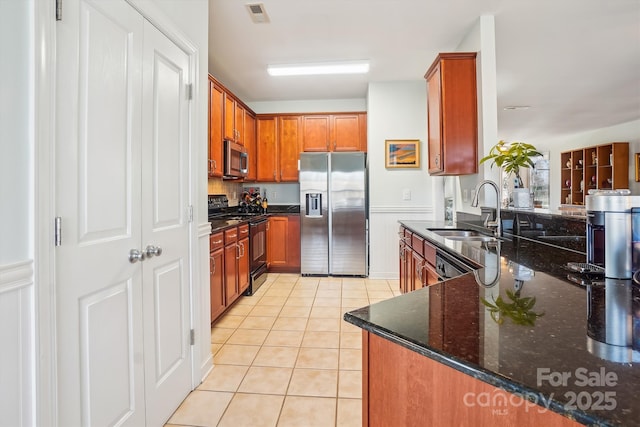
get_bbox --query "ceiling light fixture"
[267,61,370,76]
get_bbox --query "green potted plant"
[479,140,542,208]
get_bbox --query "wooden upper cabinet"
[256,116,278,182]
[208,76,224,178]
[425,52,477,175]
[332,114,362,151]
[223,93,235,142]
[279,116,301,181]
[244,113,257,181]
[235,103,246,145]
[302,115,331,151]
[302,113,367,152]
[223,92,246,144]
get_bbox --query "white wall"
[367,81,431,278]
[532,119,640,208]
[249,98,366,114]
[449,15,500,217]
[0,1,36,426]
[1,0,33,264]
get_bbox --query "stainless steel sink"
[427,228,497,242]
[428,229,485,237]
[442,235,497,242]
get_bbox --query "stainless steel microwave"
[224,140,248,179]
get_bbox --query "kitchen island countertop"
[345,220,640,426]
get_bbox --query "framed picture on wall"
[385,139,420,168]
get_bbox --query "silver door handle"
[145,245,163,258]
[129,249,146,263]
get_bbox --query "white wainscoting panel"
[0,260,35,427]
[369,206,433,280]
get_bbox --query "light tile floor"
[166,273,401,427]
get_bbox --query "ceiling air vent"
[246,3,270,24]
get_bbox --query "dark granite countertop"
[345,220,640,426]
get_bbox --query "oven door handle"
[250,218,269,226]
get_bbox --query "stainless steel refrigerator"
[300,152,368,276]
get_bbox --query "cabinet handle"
[273,171,276,180]
[236,244,241,259]
[280,171,282,180]
[212,239,223,245]
[240,242,245,257]
[208,159,213,173]
[210,256,215,275]
[213,159,217,171]
[333,141,336,150]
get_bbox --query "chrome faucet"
[471,180,501,237]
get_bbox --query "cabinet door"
[244,113,257,181]
[238,236,249,294]
[224,227,239,305]
[426,65,443,174]
[224,242,239,305]
[331,114,361,151]
[400,245,410,294]
[287,215,301,269]
[208,77,223,177]
[210,247,225,322]
[223,92,235,141]
[411,251,425,292]
[302,115,330,152]
[425,53,477,175]
[399,229,410,294]
[267,216,289,267]
[257,116,278,182]
[235,103,245,145]
[279,116,301,181]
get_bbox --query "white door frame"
[34,1,203,425]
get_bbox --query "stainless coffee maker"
[585,190,640,279]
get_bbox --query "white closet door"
[140,19,192,427]
[55,0,145,425]
[55,1,193,426]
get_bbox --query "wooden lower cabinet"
[210,224,250,323]
[267,215,300,272]
[363,332,581,427]
[224,227,240,307]
[238,235,249,294]
[209,232,225,321]
[399,226,439,293]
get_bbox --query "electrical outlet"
[273,191,277,199]
[462,189,468,202]
[402,189,411,200]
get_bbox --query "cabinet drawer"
[210,232,224,251]
[423,240,436,266]
[411,234,424,258]
[238,224,249,239]
[225,227,238,244]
